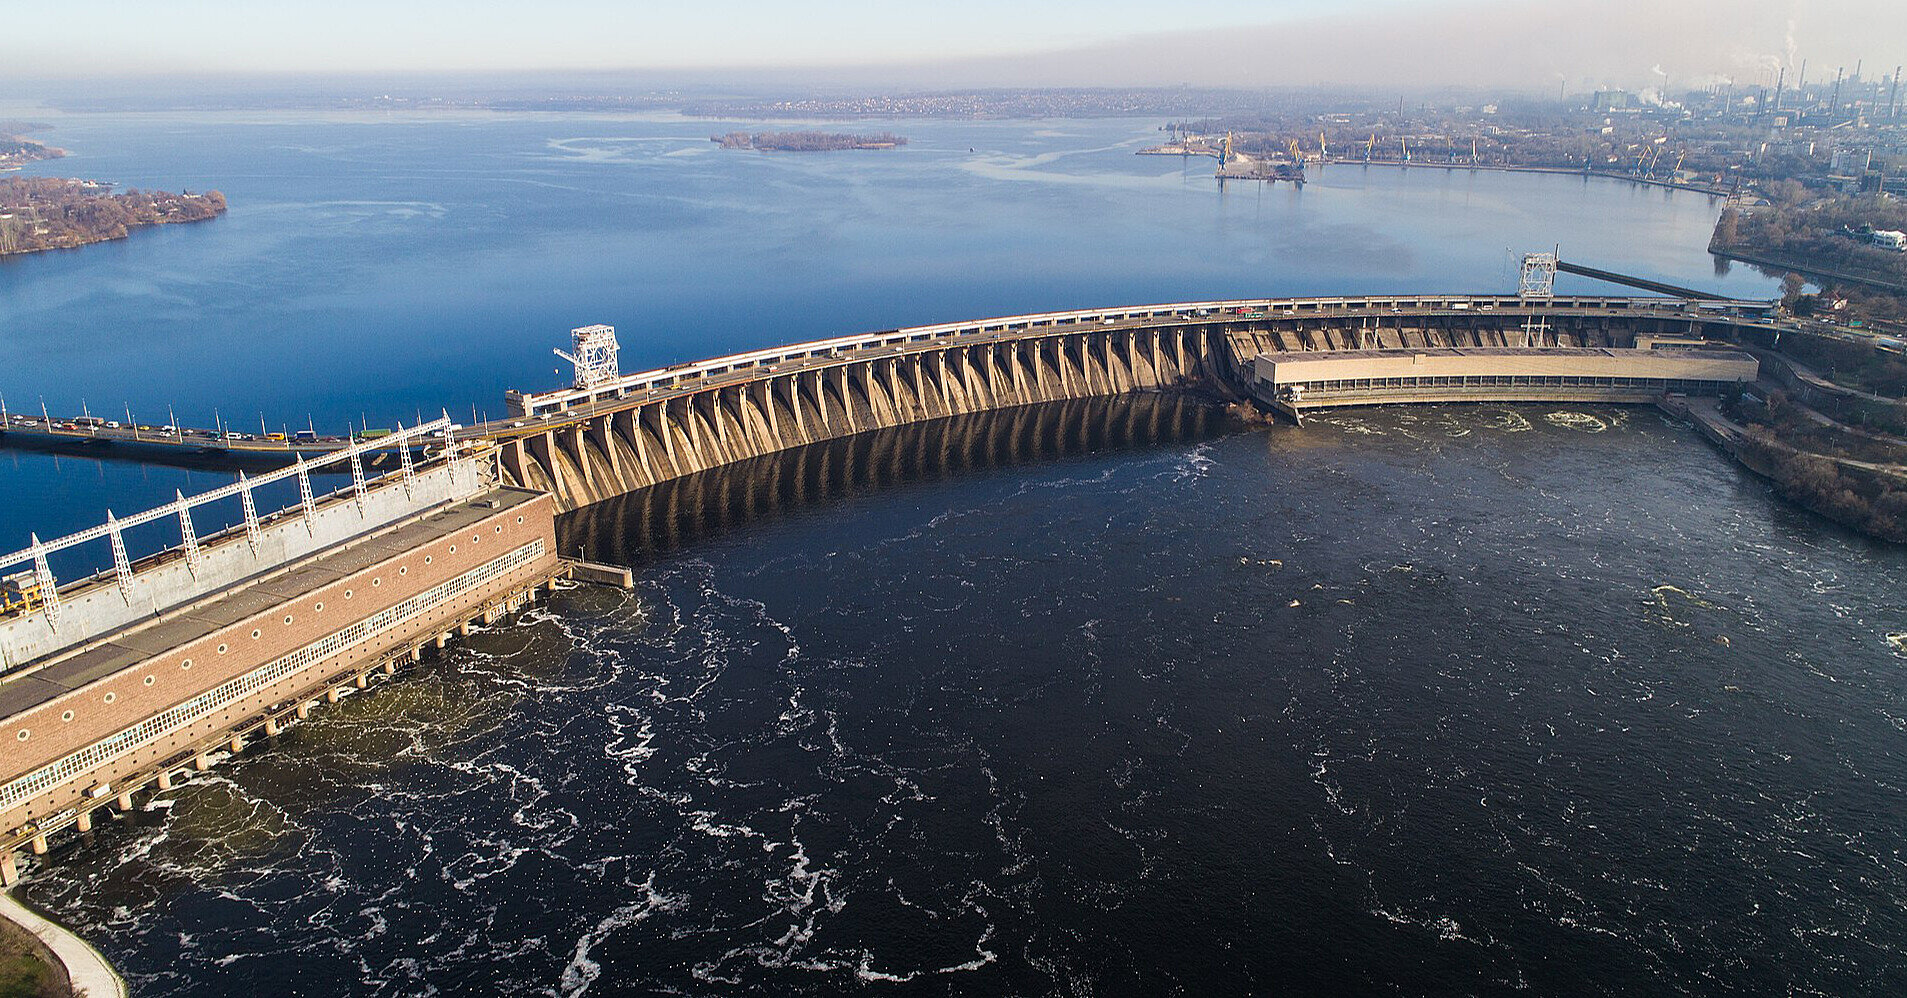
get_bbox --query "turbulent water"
[19,400,1907,996]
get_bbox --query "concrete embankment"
[1659,395,1907,489]
[1,891,125,998]
[1748,347,1907,431]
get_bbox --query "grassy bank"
[0,916,67,998]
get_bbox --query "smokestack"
[1892,66,1902,119]
[1832,67,1843,113]
[1774,67,1785,112]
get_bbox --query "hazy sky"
[6,0,1901,91]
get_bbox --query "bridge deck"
[465,295,1775,440]
[0,488,542,719]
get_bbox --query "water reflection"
[560,394,1233,564]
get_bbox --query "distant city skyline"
[6,0,1901,92]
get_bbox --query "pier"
[0,408,443,463]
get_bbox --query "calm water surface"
[12,113,1897,997]
[2,110,1765,543]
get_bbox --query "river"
[10,112,1906,996]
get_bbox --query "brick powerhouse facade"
[0,487,560,841]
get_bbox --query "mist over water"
[13,113,1898,996]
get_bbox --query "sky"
[4,0,1901,91]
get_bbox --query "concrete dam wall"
[494,326,1221,511]
[477,295,1776,512]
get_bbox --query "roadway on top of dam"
[460,293,1777,441]
[466,292,1789,513]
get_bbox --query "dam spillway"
[468,294,1778,512]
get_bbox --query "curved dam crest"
[475,294,1775,513]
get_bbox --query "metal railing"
[507,294,1777,417]
[1,417,457,626]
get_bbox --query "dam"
[466,293,1776,512]
[1,289,1777,884]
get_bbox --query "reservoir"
[1,111,1768,541]
[8,113,1905,996]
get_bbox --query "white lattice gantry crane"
[1518,252,1557,298]
[555,324,621,389]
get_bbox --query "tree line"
[712,131,906,151]
[0,177,226,255]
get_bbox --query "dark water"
[20,401,1907,996]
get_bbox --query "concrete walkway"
[1665,396,1907,483]
[0,890,127,998]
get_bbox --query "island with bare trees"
[0,177,226,256]
[712,131,906,152]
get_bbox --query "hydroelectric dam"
[466,292,1773,512]
[0,288,1779,884]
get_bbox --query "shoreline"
[1317,158,1731,197]
[1706,245,1907,295]
[0,890,125,998]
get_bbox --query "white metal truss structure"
[554,324,620,389]
[1518,253,1558,298]
[106,513,134,603]
[176,491,200,566]
[296,456,317,529]
[350,447,368,511]
[29,537,59,626]
[239,473,262,548]
[0,416,457,619]
[398,424,416,496]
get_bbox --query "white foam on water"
[1543,411,1608,433]
[556,871,679,998]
